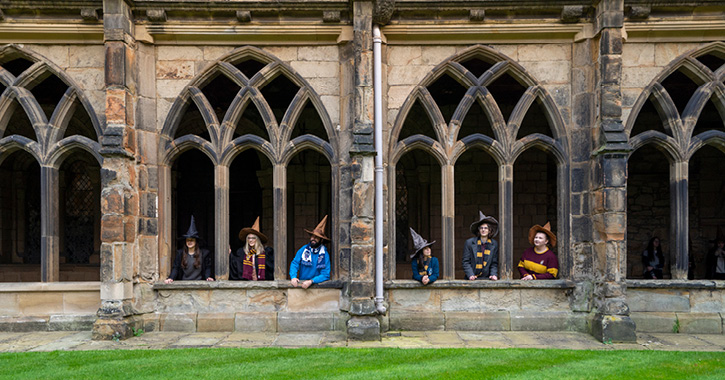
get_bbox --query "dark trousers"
[644,268,663,279]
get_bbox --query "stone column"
[215,164,229,280]
[670,160,688,279]
[346,0,380,341]
[498,163,513,279]
[40,166,59,282]
[590,0,636,343]
[441,164,454,279]
[93,0,139,340]
[273,164,287,279]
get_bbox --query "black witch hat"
[469,211,499,237]
[180,215,202,240]
[409,227,435,258]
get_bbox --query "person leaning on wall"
[164,215,214,284]
[462,211,499,281]
[230,216,274,281]
[518,222,559,280]
[290,215,331,288]
[409,227,439,285]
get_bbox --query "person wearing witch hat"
[462,211,499,281]
[164,215,214,284]
[409,228,439,285]
[518,222,559,280]
[706,226,725,280]
[290,215,331,288]
[230,216,274,281]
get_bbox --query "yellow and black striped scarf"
[475,238,492,276]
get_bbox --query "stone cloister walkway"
[1,331,724,352]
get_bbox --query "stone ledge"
[626,279,723,289]
[386,279,575,289]
[0,282,101,292]
[154,280,344,290]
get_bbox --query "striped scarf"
[475,238,492,276]
[242,249,265,281]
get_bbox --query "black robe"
[229,246,274,281]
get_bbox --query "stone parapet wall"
[150,282,346,332]
[627,280,725,334]
[0,282,100,331]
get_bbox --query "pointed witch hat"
[238,216,268,244]
[304,215,330,241]
[528,221,557,247]
[180,215,202,240]
[409,227,436,258]
[469,211,499,237]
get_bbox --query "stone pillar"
[498,163,513,280]
[441,164,454,279]
[590,0,636,343]
[346,0,380,341]
[215,165,229,280]
[670,160,688,279]
[273,164,287,279]
[93,0,138,340]
[40,166,59,282]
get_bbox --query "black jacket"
[229,246,274,281]
[462,236,499,279]
[168,248,213,280]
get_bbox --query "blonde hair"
[244,234,265,256]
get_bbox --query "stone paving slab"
[0,331,724,352]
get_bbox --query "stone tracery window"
[626,42,725,280]
[389,46,569,280]
[0,46,103,282]
[160,47,337,281]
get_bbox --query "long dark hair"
[181,241,202,269]
[646,237,661,261]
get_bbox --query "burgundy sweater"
[518,247,559,279]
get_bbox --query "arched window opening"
[59,154,100,281]
[234,102,270,141]
[0,150,40,282]
[398,99,437,141]
[28,73,68,120]
[458,99,495,140]
[200,74,240,123]
[171,149,215,275]
[426,73,467,124]
[0,57,34,77]
[692,98,724,137]
[229,149,273,255]
[286,150,332,274]
[62,99,98,141]
[233,58,266,79]
[459,57,495,78]
[695,53,725,72]
[486,73,527,122]
[512,149,558,278]
[395,149,441,279]
[4,99,37,140]
[660,69,701,116]
[290,100,328,142]
[259,74,299,124]
[631,96,668,137]
[454,149,498,279]
[173,103,210,141]
[516,98,553,139]
[688,145,725,279]
[627,145,671,279]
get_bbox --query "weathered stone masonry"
[0,1,725,342]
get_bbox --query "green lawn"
[1,347,723,379]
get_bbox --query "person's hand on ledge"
[291,278,299,287]
[301,280,313,289]
[522,274,534,281]
[489,275,498,281]
[164,278,174,284]
[206,277,214,281]
[469,275,477,281]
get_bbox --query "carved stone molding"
[470,9,485,22]
[628,6,651,21]
[323,10,341,23]
[236,10,251,23]
[147,9,167,22]
[81,8,99,22]
[561,5,585,24]
[373,0,395,26]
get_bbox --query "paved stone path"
[1,331,725,352]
